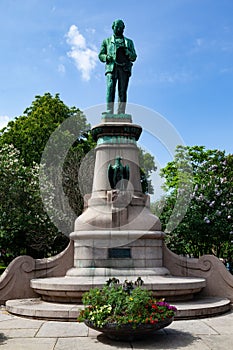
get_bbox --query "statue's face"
[113,21,124,36]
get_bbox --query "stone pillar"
[73,113,161,232]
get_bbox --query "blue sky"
[1,0,233,162]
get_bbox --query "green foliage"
[0,93,89,166]
[78,278,177,328]
[0,144,68,265]
[0,262,6,274]
[40,130,96,235]
[158,145,233,259]
[138,148,157,194]
[0,93,92,262]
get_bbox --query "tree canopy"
[0,93,89,166]
[0,93,91,262]
[138,148,157,194]
[157,145,233,260]
[0,144,67,264]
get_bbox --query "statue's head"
[112,19,125,36]
[116,156,122,163]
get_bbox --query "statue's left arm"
[125,39,137,62]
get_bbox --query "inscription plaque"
[108,248,131,259]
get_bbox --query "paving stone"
[0,337,56,350]
[0,313,15,322]
[167,319,218,335]
[200,334,233,350]
[87,327,102,337]
[55,336,131,350]
[36,321,88,337]
[1,328,37,338]
[131,332,210,349]
[203,314,233,334]
[0,317,44,329]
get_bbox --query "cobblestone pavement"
[0,306,232,349]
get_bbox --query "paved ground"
[0,306,232,350]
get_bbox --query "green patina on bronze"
[101,113,132,119]
[99,19,137,114]
[91,124,142,142]
[97,136,136,145]
[108,157,130,189]
[101,113,132,123]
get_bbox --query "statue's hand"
[125,48,131,57]
[106,55,114,63]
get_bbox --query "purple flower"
[204,217,210,224]
[168,305,177,311]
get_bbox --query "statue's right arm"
[98,40,108,63]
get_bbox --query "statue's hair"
[112,19,125,30]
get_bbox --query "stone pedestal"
[67,231,169,275]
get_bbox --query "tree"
[0,93,89,166]
[157,145,233,259]
[0,93,91,261]
[138,148,157,194]
[0,144,67,264]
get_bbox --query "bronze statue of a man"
[99,19,137,114]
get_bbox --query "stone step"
[174,297,231,319]
[6,297,231,321]
[30,275,206,303]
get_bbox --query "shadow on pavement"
[0,333,8,345]
[97,329,199,349]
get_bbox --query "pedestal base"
[29,230,206,303]
[69,230,166,267]
[30,275,206,303]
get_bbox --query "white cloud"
[66,25,98,81]
[0,116,11,130]
[58,63,66,74]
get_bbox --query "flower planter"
[78,278,177,341]
[85,317,174,341]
